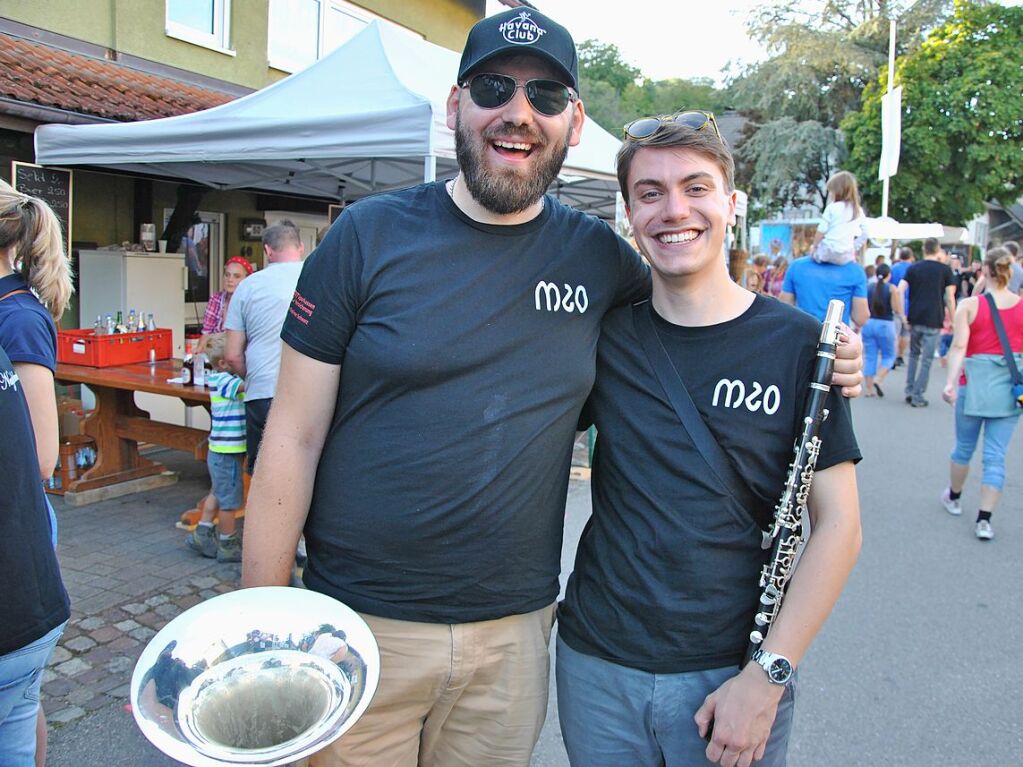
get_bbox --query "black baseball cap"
[458,8,579,91]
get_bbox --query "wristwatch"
[750,649,794,686]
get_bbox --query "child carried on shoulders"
[813,170,869,266]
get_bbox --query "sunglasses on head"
[623,110,721,141]
[462,73,577,117]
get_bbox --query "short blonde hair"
[204,333,228,366]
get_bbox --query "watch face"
[768,658,793,683]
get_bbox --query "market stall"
[34,21,623,218]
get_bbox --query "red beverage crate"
[58,328,173,367]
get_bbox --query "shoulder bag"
[631,301,769,546]
[962,293,1023,418]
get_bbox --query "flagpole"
[881,20,896,219]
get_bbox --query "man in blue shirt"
[780,255,869,326]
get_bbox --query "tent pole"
[424,154,436,183]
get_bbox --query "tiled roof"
[0,33,235,122]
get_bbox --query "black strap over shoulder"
[631,300,762,521]
[984,293,1022,386]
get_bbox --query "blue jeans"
[905,326,941,401]
[556,637,795,767]
[862,318,896,378]
[950,386,1020,490]
[0,622,67,767]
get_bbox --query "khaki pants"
[309,604,556,767]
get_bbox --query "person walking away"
[779,252,869,327]
[863,263,904,397]
[898,237,956,407]
[185,333,246,562]
[811,171,868,265]
[0,178,74,766]
[890,246,915,366]
[1004,241,1023,295]
[940,248,1023,540]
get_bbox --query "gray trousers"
[905,326,941,401]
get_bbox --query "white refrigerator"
[77,249,209,429]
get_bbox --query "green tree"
[844,0,1023,224]
[729,0,953,215]
[577,39,730,136]
[738,118,846,213]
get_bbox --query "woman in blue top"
[0,179,73,482]
[0,178,73,767]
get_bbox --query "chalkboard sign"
[11,162,73,257]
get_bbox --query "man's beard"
[455,115,570,215]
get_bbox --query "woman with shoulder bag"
[940,247,1023,541]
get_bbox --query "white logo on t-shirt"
[712,378,781,414]
[0,369,19,391]
[500,11,547,45]
[535,281,589,313]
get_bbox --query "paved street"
[44,360,1022,766]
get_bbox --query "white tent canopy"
[863,217,945,241]
[35,21,622,217]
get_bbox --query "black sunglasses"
[623,110,722,141]
[462,73,577,117]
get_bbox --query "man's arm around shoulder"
[241,344,341,588]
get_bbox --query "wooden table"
[55,359,211,498]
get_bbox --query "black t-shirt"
[558,296,860,673]
[280,182,650,623]
[953,270,976,301]
[0,342,69,655]
[902,259,954,328]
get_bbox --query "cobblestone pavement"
[42,449,242,730]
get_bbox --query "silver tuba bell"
[131,587,379,766]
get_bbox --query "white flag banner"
[878,86,903,180]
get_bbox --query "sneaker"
[187,524,218,558]
[894,356,904,369]
[874,383,884,398]
[940,488,962,516]
[975,520,993,540]
[911,398,929,408]
[217,534,242,563]
[905,395,913,404]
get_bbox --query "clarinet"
[743,298,845,665]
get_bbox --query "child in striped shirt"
[186,333,246,563]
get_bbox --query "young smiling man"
[241,9,864,766]
[556,119,863,767]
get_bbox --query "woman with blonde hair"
[0,178,73,766]
[764,255,788,297]
[0,179,73,481]
[941,248,1023,541]
[812,170,868,265]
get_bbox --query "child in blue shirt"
[186,333,246,563]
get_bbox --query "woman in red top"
[940,248,1023,540]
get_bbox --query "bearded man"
[241,9,863,767]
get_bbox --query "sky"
[485,0,1023,87]
[484,0,769,86]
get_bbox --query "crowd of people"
[745,202,1022,544]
